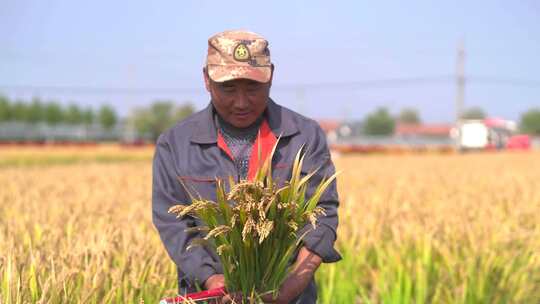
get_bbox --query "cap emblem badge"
[233,43,250,61]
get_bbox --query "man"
[152,30,341,304]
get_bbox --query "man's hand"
[262,246,322,303]
[204,274,226,290]
[204,275,244,304]
[204,274,229,304]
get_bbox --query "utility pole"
[455,40,466,123]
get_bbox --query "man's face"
[204,68,272,128]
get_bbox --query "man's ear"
[203,67,211,92]
[268,64,275,87]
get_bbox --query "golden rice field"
[1,146,539,303]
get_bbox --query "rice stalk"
[169,144,338,302]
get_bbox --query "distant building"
[395,123,453,138]
[317,119,341,134]
[316,119,342,143]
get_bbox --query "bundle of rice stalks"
[169,145,338,303]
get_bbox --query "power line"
[275,76,453,90]
[467,76,540,88]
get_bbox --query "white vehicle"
[457,120,489,150]
[454,118,527,151]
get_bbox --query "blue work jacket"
[152,99,341,303]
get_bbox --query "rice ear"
[216,244,232,256]
[168,204,200,218]
[186,238,210,251]
[168,204,187,217]
[183,226,210,234]
[205,225,232,240]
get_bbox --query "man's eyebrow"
[220,81,235,86]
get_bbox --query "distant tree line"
[0,95,118,130]
[361,106,540,136]
[0,94,196,142]
[129,100,195,141]
[520,108,540,135]
[3,94,539,139]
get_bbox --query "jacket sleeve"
[152,135,222,287]
[298,123,342,263]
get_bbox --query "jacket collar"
[190,98,299,144]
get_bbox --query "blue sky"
[1,0,539,123]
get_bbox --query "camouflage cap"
[206,30,272,83]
